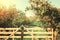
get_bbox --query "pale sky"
[49,0,60,8]
[10,0,30,12]
[13,0,60,11]
[0,0,60,12]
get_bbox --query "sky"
[49,0,60,8]
[13,0,60,11]
[0,0,60,12]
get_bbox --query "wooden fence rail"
[0,27,53,40]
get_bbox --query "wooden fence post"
[52,29,53,40]
[54,28,58,40]
[32,29,34,40]
[21,26,24,40]
[13,30,14,40]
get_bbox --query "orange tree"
[0,5,18,28]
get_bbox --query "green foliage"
[0,0,60,29]
[12,11,26,27]
[25,0,60,29]
[25,0,49,27]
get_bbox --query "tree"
[25,0,51,27]
[24,0,60,31]
[12,11,26,27]
[0,5,18,28]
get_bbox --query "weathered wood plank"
[0,32,52,34]
[0,36,52,38]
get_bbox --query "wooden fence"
[0,27,53,40]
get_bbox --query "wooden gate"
[0,27,53,40]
